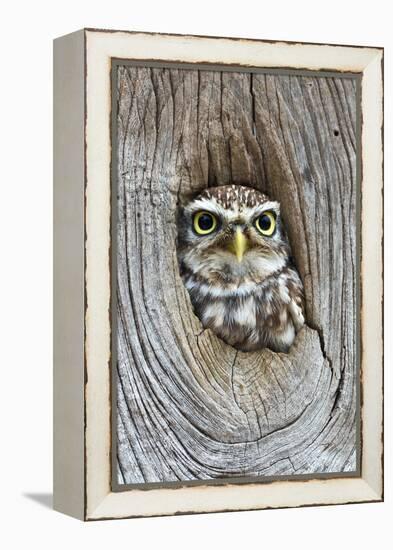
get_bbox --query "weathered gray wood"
[115,66,358,483]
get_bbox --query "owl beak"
[233,227,248,263]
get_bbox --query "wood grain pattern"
[115,65,358,484]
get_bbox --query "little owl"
[177,184,305,352]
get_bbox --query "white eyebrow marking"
[245,201,280,218]
[184,197,228,219]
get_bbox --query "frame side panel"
[53,29,85,520]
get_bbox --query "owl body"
[177,185,305,353]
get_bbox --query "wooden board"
[114,65,359,485]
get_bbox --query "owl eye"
[193,211,217,235]
[255,211,276,236]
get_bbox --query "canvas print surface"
[112,63,359,487]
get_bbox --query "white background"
[0,1,391,548]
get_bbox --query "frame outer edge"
[53,29,86,521]
[360,49,384,500]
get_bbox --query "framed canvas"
[53,28,384,520]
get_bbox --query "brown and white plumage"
[177,184,305,352]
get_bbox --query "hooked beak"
[231,226,248,263]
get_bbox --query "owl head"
[177,184,291,289]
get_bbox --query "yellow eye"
[255,211,276,236]
[193,211,217,235]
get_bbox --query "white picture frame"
[54,28,383,520]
